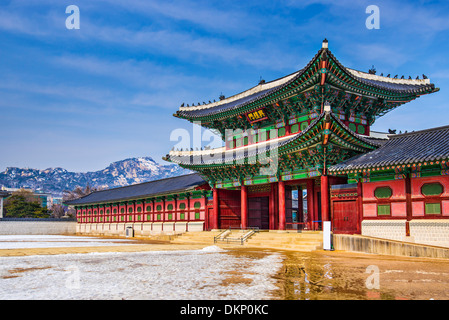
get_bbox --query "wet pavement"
[2,235,449,300]
[256,249,449,300]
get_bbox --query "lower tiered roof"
[64,173,206,206]
[329,125,449,174]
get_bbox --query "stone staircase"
[170,231,222,245]
[171,230,323,252]
[244,231,323,252]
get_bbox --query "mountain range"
[0,157,192,196]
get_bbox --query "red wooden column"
[306,179,315,230]
[213,188,219,230]
[357,180,363,234]
[269,183,276,230]
[297,187,303,224]
[278,180,286,230]
[405,173,412,237]
[241,185,248,229]
[321,174,330,222]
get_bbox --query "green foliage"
[4,194,50,218]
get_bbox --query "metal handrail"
[214,227,259,245]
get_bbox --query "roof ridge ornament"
[322,38,328,49]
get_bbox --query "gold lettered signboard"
[246,108,268,123]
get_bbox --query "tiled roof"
[0,191,10,198]
[329,125,449,172]
[64,173,207,206]
[167,111,380,167]
[175,45,438,120]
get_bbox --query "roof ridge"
[70,172,200,198]
[389,124,449,139]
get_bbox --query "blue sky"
[1,0,449,172]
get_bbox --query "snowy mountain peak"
[0,157,192,196]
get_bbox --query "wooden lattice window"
[156,205,162,212]
[349,123,357,132]
[194,201,201,209]
[167,204,173,211]
[425,203,441,215]
[128,207,133,213]
[179,203,186,210]
[357,125,365,135]
[137,207,142,213]
[422,183,443,215]
[374,187,392,199]
[291,124,299,133]
[377,204,391,216]
[375,187,392,216]
[300,122,309,131]
[146,205,152,212]
[421,183,443,196]
[278,127,286,137]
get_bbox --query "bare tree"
[62,184,98,201]
[63,185,99,218]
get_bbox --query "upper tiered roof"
[174,39,438,128]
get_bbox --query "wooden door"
[248,197,269,229]
[332,200,358,234]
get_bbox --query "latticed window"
[422,183,443,215]
[278,127,286,137]
[167,204,173,211]
[194,201,201,209]
[156,205,162,212]
[377,204,391,216]
[179,203,186,210]
[291,124,299,133]
[348,123,357,132]
[374,187,392,199]
[374,187,392,216]
[357,125,365,135]
[300,121,309,131]
[425,203,441,215]
[421,183,443,196]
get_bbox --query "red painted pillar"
[321,174,330,222]
[278,180,286,230]
[307,179,315,230]
[213,188,219,230]
[269,183,276,230]
[241,185,248,229]
[297,187,303,225]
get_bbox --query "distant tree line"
[3,185,98,219]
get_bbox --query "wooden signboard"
[246,108,268,123]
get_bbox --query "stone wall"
[333,233,449,259]
[0,219,77,235]
[361,219,449,248]
[361,220,407,241]
[409,220,449,248]
[76,221,205,237]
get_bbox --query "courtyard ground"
[0,235,448,300]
